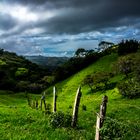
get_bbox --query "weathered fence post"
[40,92,46,110]
[27,95,31,107]
[35,99,38,109]
[53,86,57,112]
[32,100,36,109]
[43,99,47,111]
[40,99,43,110]
[71,86,82,127]
[95,95,108,140]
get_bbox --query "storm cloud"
[0,0,140,56]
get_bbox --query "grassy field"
[0,53,140,140]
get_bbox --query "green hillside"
[0,49,50,92]
[0,53,140,139]
[45,53,140,139]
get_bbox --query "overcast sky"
[0,0,140,56]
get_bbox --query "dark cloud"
[0,13,17,30]
[1,0,140,34]
[2,0,47,5]
[42,0,140,34]
[0,0,140,56]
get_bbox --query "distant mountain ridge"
[25,55,69,69]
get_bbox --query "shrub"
[114,55,134,77]
[83,72,111,92]
[82,105,87,111]
[49,111,72,128]
[28,83,45,94]
[69,105,72,109]
[16,81,30,91]
[45,104,52,114]
[100,117,129,140]
[117,78,140,99]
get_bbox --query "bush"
[28,83,45,94]
[100,117,129,140]
[45,104,52,114]
[117,79,140,99]
[114,55,134,77]
[49,111,72,128]
[15,68,28,77]
[82,105,87,111]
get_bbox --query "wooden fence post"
[40,99,43,110]
[35,99,38,109]
[71,86,82,127]
[53,86,57,112]
[43,99,47,111]
[32,100,36,109]
[95,95,108,140]
[27,96,31,107]
[40,92,46,110]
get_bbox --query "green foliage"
[0,59,6,65]
[15,67,28,77]
[82,104,87,111]
[75,48,86,57]
[42,76,55,85]
[45,103,52,114]
[83,72,112,92]
[118,39,139,55]
[0,48,4,55]
[83,74,94,92]
[98,41,114,51]
[117,78,140,98]
[114,52,140,99]
[49,112,72,128]
[100,117,129,140]
[28,83,45,94]
[0,49,51,93]
[114,55,134,77]
[16,81,30,91]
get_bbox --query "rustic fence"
[27,86,108,139]
[95,95,108,140]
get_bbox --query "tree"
[115,56,134,77]
[75,48,87,57]
[118,39,139,55]
[0,48,4,55]
[83,72,111,92]
[83,75,94,92]
[98,41,114,51]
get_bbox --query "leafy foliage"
[0,49,51,93]
[118,39,139,55]
[117,78,140,98]
[83,72,113,92]
[98,41,114,51]
[114,55,134,77]
[49,112,72,128]
[114,52,140,98]
[100,117,129,140]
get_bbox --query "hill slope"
[0,49,49,92]
[45,53,140,139]
[0,53,139,139]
